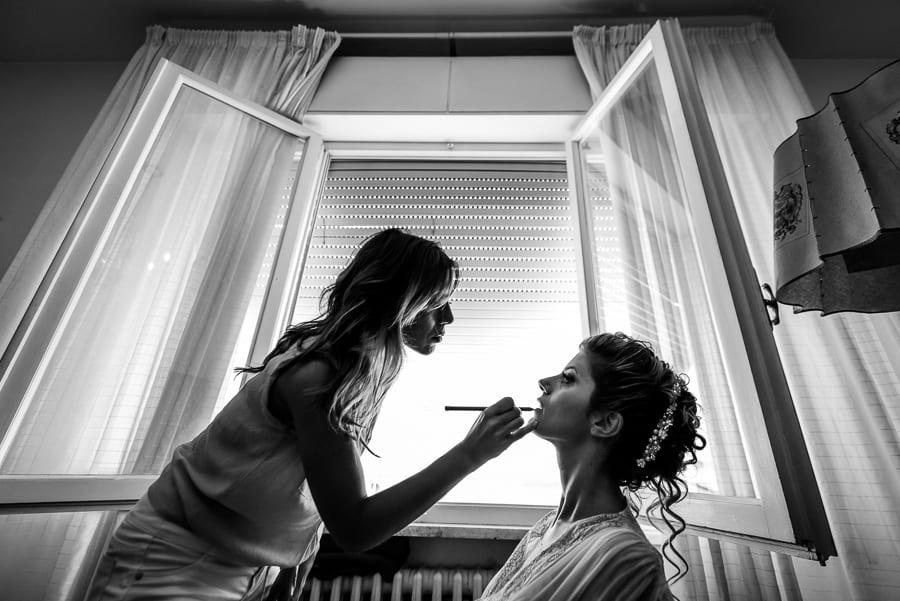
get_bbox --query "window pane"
[0,86,305,476]
[0,510,122,601]
[580,57,755,498]
[292,160,582,505]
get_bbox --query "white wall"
[304,56,591,142]
[308,55,592,113]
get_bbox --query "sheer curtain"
[0,25,338,352]
[574,22,900,601]
[0,26,339,601]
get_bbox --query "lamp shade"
[774,59,900,315]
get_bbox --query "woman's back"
[147,344,325,567]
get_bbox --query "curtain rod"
[338,15,769,39]
[341,31,571,39]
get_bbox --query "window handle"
[761,283,780,327]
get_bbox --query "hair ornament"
[636,396,678,469]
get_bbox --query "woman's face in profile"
[402,299,454,356]
[534,350,596,441]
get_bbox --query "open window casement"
[564,19,834,560]
[0,58,328,505]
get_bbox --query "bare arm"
[273,359,535,552]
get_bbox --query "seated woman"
[479,332,705,601]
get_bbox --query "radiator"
[301,568,498,601]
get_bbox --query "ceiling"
[2,0,898,62]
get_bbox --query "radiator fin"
[302,568,497,601]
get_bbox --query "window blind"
[293,160,582,342]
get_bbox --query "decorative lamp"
[773,59,900,315]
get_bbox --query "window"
[0,22,833,599]
[0,65,322,478]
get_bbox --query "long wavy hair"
[240,228,458,446]
[581,332,706,586]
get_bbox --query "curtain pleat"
[574,22,900,600]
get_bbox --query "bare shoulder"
[271,356,337,412]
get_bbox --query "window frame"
[295,145,584,542]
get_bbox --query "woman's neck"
[553,445,626,523]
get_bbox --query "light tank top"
[147,344,326,567]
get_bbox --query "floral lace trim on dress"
[485,507,637,598]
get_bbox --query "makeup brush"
[444,405,535,412]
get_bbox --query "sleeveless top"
[147,344,325,568]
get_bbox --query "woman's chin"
[407,341,437,355]
[529,410,544,436]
